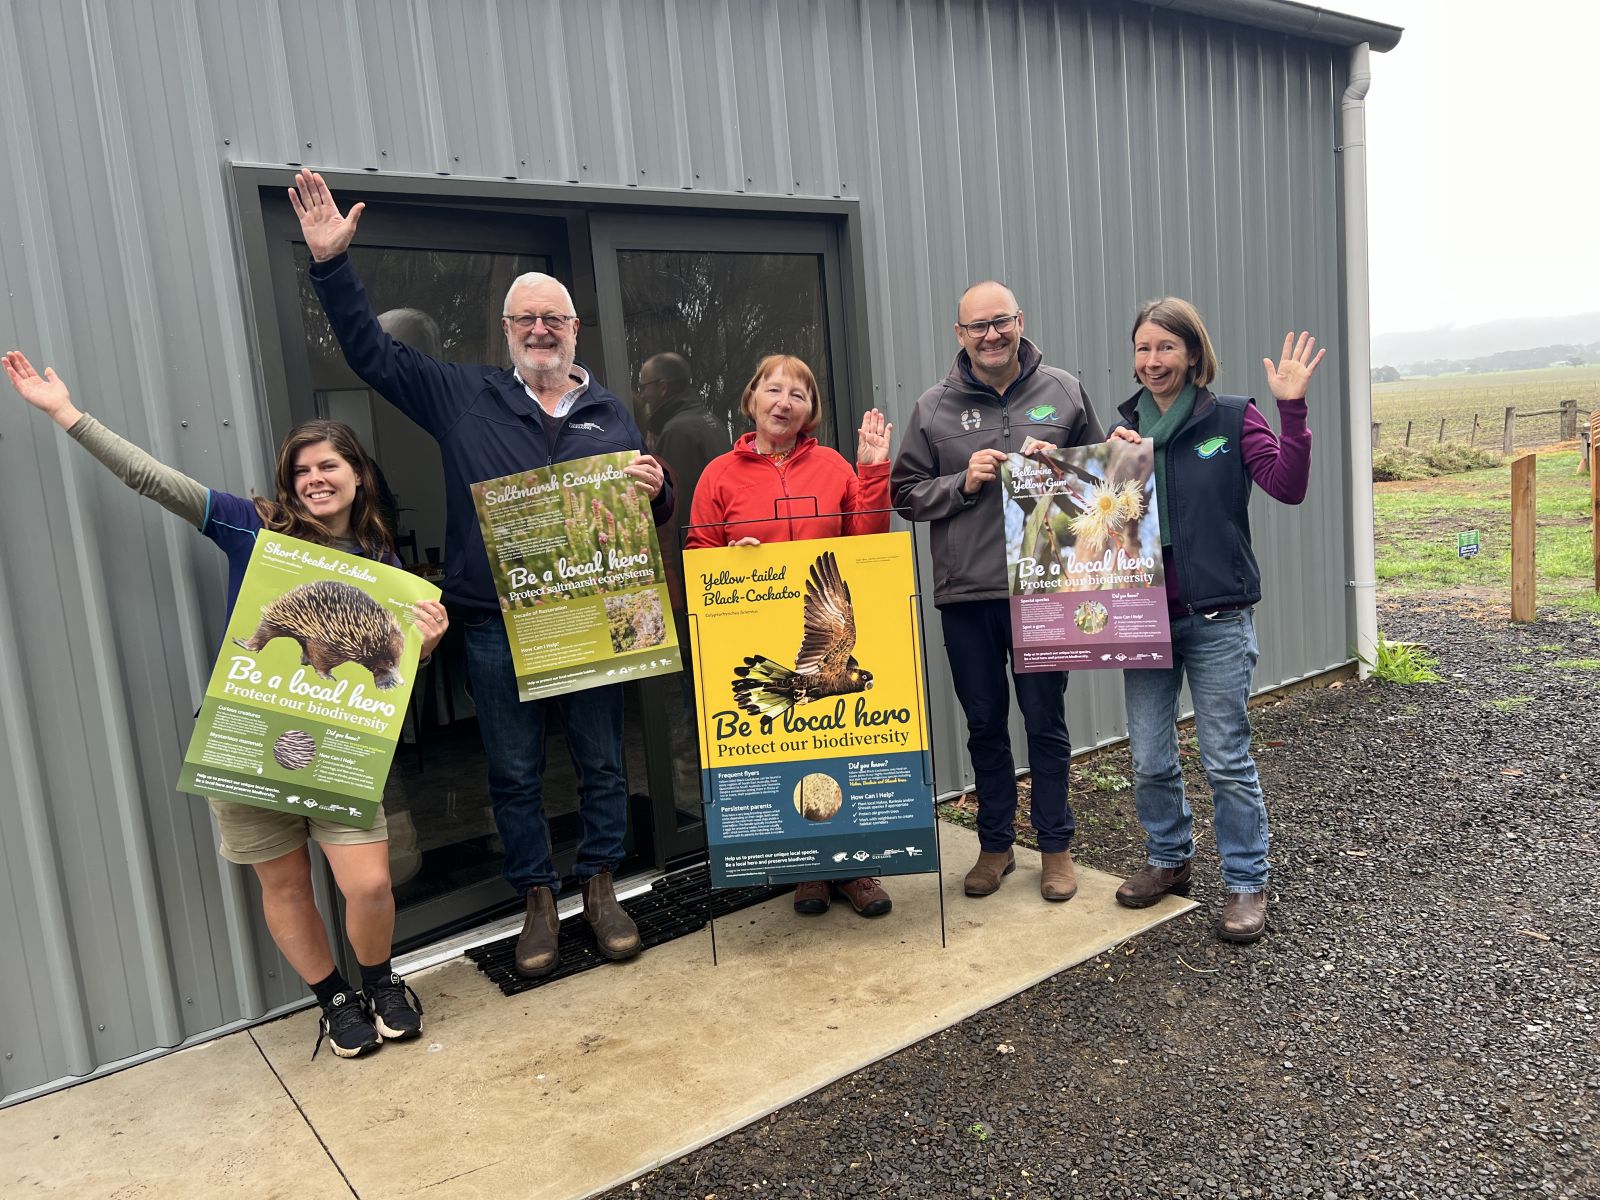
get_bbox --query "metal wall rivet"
[222,419,230,427]
[97,1024,106,1031]
[180,421,189,428]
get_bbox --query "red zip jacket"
[685,433,891,548]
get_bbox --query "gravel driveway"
[608,597,1599,1200]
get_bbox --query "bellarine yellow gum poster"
[685,531,936,888]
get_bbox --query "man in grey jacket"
[891,281,1104,903]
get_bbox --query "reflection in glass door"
[592,214,857,867]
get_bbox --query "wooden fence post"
[1470,412,1479,446]
[1561,398,1577,441]
[1370,421,1381,451]
[1511,452,1536,622]
[1503,406,1516,454]
[1404,420,1413,447]
[1437,417,1446,445]
[1592,411,1600,593]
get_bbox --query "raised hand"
[1263,332,1325,402]
[857,408,893,466]
[288,170,365,262]
[3,350,82,430]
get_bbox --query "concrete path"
[2,825,1192,1199]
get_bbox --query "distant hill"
[1373,313,1600,366]
[1371,341,1600,381]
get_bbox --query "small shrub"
[1371,441,1500,481]
[1362,631,1442,684]
[1422,441,1501,474]
[1371,447,1434,482]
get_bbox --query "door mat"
[464,863,785,994]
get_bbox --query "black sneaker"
[312,990,381,1060]
[364,972,424,1041]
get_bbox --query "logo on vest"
[569,421,605,433]
[960,409,981,432]
[1196,436,1230,460]
[1026,405,1057,421]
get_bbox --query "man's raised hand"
[288,170,365,263]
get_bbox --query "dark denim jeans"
[461,614,629,897]
[940,599,1075,854]
[1122,608,1269,893]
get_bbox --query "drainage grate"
[465,864,787,995]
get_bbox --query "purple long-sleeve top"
[1162,398,1312,612]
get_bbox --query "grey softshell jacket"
[890,339,1104,606]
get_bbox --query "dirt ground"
[606,594,1600,1199]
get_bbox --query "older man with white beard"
[291,172,671,979]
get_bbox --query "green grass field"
[1373,365,1600,449]
[1373,450,1600,616]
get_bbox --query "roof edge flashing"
[1133,0,1403,52]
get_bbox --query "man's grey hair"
[503,272,577,318]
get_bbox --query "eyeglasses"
[956,312,1021,337]
[505,313,575,332]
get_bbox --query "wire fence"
[1371,400,1591,453]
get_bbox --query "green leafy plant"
[1361,632,1442,684]
[1081,763,1131,793]
[1487,696,1533,711]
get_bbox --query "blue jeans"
[940,599,1074,854]
[1122,608,1269,893]
[461,615,629,897]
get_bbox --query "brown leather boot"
[963,848,1016,897]
[1114,860,1193,909]
[1040,850,1078,902]
[1218,890,1268,943]
[582,870,642,961]
[514,886,560,979]
[834,877,892,917]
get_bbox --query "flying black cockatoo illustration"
[732,551,874,718]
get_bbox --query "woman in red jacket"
[687,354,895,916]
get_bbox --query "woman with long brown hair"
[5,349,446,1060]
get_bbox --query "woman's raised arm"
[5,350,210,527]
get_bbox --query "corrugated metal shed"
[0,0,1395,1103]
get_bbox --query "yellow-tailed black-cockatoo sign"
[732,551,874,718]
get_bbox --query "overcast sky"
[1345,0,1599,335]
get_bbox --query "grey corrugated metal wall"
[0,0,1365,1103]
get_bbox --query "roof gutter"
[1134,0,1403,51]
[1340,42,1379,675]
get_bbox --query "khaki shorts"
[208,798,389,865]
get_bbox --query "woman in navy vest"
[6,349,446,1058]
[1104,299,1323,943]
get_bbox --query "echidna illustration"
[732,551,873,719]
[273,730,317,771]
[235,580,406,688]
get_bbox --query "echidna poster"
[1000,440,1172,672]
[471,452,681,701]
[684,532,937,888]
[177,534,440,829]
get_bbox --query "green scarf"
[1135,384,1196,546]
